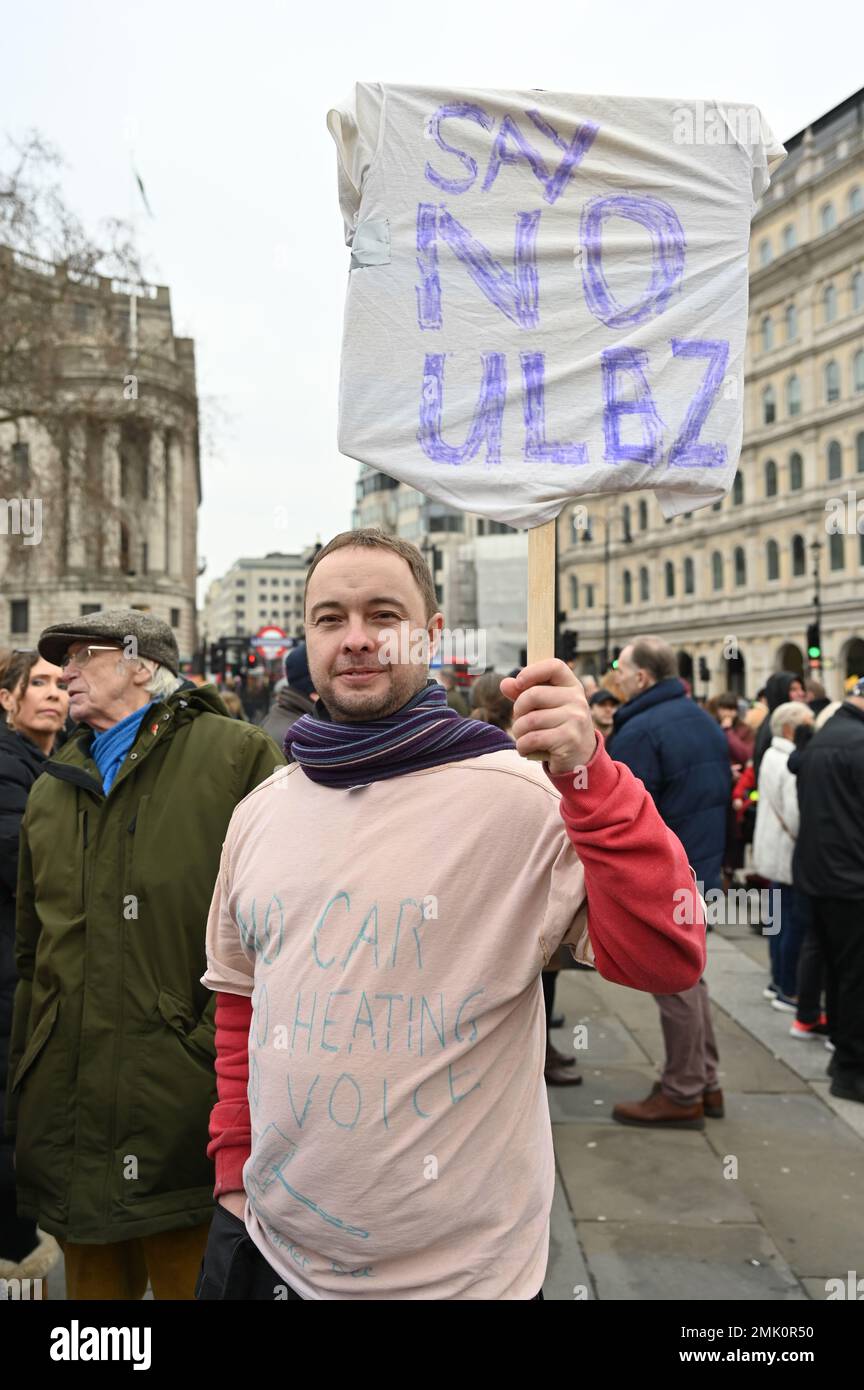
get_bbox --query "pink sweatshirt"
[203,736,704,1298]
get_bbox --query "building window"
[829,533,845,570]
[786,375,801,416]
[760,315,773,352]
[853,271,864,313]
[785,302,798,341]
[759,238,772,266]
[120,523,131,573]
[73,301,91,331]
[732,471,744,505]
[712,499,722,512]
[825,361,840,403]
[848,185,863,217]
[585,584,595,609]
[235,578,246,587]
[782,223,797,253]
[766,539,780,581]
[860,533,864,567]
[141,542,149,575]
[789,451,804,490]
[622,569,632,605]
[711,552,724,591]
[827,439,843,480]
[10,599,28,634]
[235,610,244,622]
[820,202,837,234]
[170,608,181,627]
[429,514,464,532]
[621,502,632,541]
[664,561,675,598]
[80,603,100,615]
[681,557,693,594]
[762,386,776,424]
[857,432,864,473]
[854,350,864,394]
[639,566,650,602]
[764,458,778,496]
[734,546,747,587]
[569,575,579,609]
[792,534,806,576]
[823,283,837,323]
[638,498,648,531]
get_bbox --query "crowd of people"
[0,526,861,1301]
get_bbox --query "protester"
[0,651,67,1288]
[588,688,619,741]
[710,692,755,890]
[5,611,285,1300]
[752,671,806,777]
[262,643,317,745]
[197,530,704,1300]
[607,637,730,1130]
[793,676,864,1104]
[219,689,248,720]
[752,701,821,1030]
[804,677,830,718]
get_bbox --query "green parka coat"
[5,684,284,1243]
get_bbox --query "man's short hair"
[629,635,678,684]
[304,528,438,620]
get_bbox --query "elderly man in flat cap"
[4,610,284,1299]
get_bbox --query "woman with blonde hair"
[0,649,68,1288]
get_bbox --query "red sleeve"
[546,737,706,995]
[207,990,252,1195]
[725,726,753,765]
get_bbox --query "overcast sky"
[5,0,863,596]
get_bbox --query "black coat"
[792,702,864,899]
[752,672,799,778]
[0,723,47,1190]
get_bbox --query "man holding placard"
[197,529,705,1300]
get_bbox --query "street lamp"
[601,502,632,673]
[808,538,823,673]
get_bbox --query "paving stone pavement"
[546,927,864,1301]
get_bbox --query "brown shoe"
[613,1088,705,1129]
[545,1045,583,1086]
[648,1079,724,1119]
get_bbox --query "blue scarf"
[285,680,513,787]
[91,703,155,794]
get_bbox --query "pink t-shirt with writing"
[202,750,591,1299]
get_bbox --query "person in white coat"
[753,700,816,1020]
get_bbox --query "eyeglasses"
[60,645,121,671]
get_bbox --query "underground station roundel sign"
[252,625,288,660]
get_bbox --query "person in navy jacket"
[607,637,731,1130]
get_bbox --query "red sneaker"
[790,1014,829,1039]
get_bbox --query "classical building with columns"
[0,249,200,660]
[557,86,864,700]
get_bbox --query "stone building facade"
[558,87,864,699]
[0,249,200,660]
[201,549,315,644]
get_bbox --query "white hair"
[138,659,183,701]
[770,700,812,737]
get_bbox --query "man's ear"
[131,661,154,688]
[427,613,445,664]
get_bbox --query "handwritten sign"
[328,85,784,527]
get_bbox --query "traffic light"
[611,647,621,669]
[561,631,578,663]
[806,621,821,665]
[698,657,710,684]
[247,650,258,668]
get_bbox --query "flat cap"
[38,608,180,674]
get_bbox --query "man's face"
[61,643,148,730]
[591,698,616,730]
[305,548,444,722]
[788,679,806,702]
[615,646,648,703]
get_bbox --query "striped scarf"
[284,679,513,787]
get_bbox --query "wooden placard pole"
[525,519,557,759]
[527,519,557,664]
